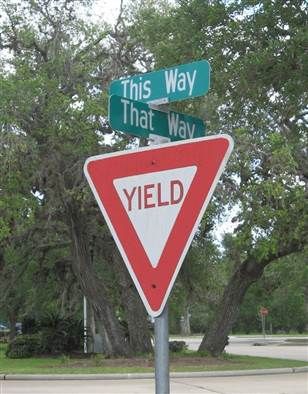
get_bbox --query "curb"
[292,366,308,373]
[170,366,308,378]
[1,366,307,381]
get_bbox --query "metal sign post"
[83,296,87,354]
[154,305,170,394]
[261,314,266,339]
[150,111,170,394]
[259,307,268,340]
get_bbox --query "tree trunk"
[67,206,131,357]
[180,305,191,336]
[304,286,308,332]
[198,259,264,356]
[8,312,17,341]
[113,249,153,354]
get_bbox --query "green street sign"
[108,95,205,141]
[109,60,210,104]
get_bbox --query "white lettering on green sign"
[121,98,154,131]
[110,60,210,104]
[119,68,197,102]
[164,69,196,97]
[108,95,205,141]
[167,113,195,139]
[121,79,151,101]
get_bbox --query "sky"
[91,0,124,25]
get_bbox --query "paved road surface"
[179,336,308,362]
[1,373,307,394]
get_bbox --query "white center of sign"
[114,166,197,268]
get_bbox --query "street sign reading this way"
[108,95,205,141]
[109,60,210,104]
[84,135,233,317]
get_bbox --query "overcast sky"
[92,0,124,24]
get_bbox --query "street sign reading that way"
[84,135,233,317]
[108,95,205,141]
[109,60,210,104]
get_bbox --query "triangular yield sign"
[84,135,233,317]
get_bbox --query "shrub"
[39,313,84,354]
[169,340,187,353]
[22,316,40,334]
[0,335,8,344]
[6,313,84,357]
[6,334,42,358]
[0,332,8,341]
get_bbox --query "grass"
[0,343,307,375]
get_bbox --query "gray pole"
[83,296,87,354]
[261,314,266,340]
[154,304,170,394]
[150,98,170,394]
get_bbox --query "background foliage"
[0,0,307,356]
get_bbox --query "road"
[1,373,307,394]
[178,335,308,362]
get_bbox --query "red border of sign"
[84,135,233,317]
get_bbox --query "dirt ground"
[60,354,232,370]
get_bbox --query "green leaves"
[0,0,307,345]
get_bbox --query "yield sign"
[84,135,233,317]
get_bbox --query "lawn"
[0,343,307,375]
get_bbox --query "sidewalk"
[1,366,308,381]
